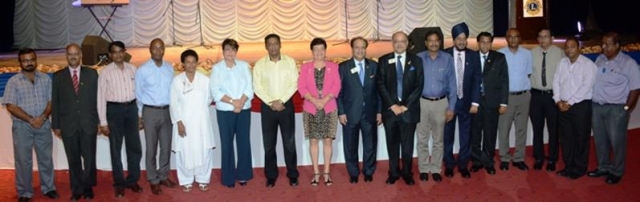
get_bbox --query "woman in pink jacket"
[298,38,341,186]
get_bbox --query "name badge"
[350,67,358,74]
[388,58,396,64]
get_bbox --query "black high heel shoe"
[310,173,320,186]
[323,173,333,186]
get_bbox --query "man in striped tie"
[51,43,100,201]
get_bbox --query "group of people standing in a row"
[4,22,639,202]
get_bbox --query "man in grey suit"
[3,48,59,202]
[51,44,99,201]
[337,36,381,184]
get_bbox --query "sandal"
[198,183,209,192]
[310,173,320,186]
[182,184,193,193]
[323,173,333,186]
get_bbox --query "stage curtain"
[13,0,493,49]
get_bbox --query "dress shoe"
[44,190,59,199]
[84,191,94,199]
[500,162,509,171]
[569,173,584,180]
[485,167,496,175]
[403,176,415,185]
[605,174,622,184]
[385,176,398,184]
[289,177,299,186]
[69,195,82,202]
[419,173,428,181]
[460,169,471,178]
[364,175,373,182]
[239,181,248,186]
[127,183,143,193]
[557,169,570,177]
[160,179,177,188]
[470,165,483,172]
[17,197,30,202]
[444,168,454,178]
[533,160,544,170]
[349,176,358,184]
[432,173,442,182]
[588,169,609,178]
[546,162,556,171]
[225,184,235,188]
[512,162,529,171]
[266,179,276,187]
[115,187,125,198]
[150,184,162,195]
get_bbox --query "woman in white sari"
[170,49,216,192]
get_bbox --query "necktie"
[542,52,547,87]
[358,62,365,85]
[396,55,403,99]
[481,55,487,93]
[456,52,464,98]
[72,70,79,94]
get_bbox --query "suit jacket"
[376,52,424,123]
[337,58,380,123]
[51,66,99,136]
[480,50,509,108]
[444,47,482,112]
[298,61,341,115]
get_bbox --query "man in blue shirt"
[135,38,177,194]
[416,30,457,183]
[497,28,533,171]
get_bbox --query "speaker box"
[81,35,110,65]
[81,35,132,65]
[408,27,444,54]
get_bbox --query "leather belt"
[510,90,528,95]
[421,95,446,101]
[531,89,553,94]
[107,99,136,105]
[144,104,169,109]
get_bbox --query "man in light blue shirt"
[135,38,177,194]
[497,28,533,171]
[415,30,457,183]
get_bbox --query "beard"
[22,65,36,72]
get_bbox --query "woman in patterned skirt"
[298,38,341,186]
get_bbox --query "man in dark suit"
[470,32,509,175]
[443,22,482,179]
[338,36,381,184]
[376,31,424,185]
[51,43,99,201]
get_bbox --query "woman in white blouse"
[209,39,254,188]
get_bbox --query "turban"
[451,22,469,38]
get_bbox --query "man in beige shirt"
[97,41,143,197]
[253,34,300,187]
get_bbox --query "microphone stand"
[162,0,181,47]
[371,0,390,43]
[333,1,349,46]
[192,0,212,49]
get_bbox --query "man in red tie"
[51,44,100,201]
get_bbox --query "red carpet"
[2,129,639,202]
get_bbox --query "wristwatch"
[229,98,234,103]
[624,106,629,111]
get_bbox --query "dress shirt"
[552,55,597,105]
[531,45,564,90]
[68,66,81,80]
[252,54,298,104]
[419,50,457,111]
[135,59,174,114]
[498,46,533,92]
[210,59,254,111]
[593,52,640,104]
[98,62,137,126]
[1,71,51,121]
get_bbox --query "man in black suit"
[51,43,99,201]
[376,32,424,185]
[470,32,509,175]
[338,36,381,184]
[443,22,482,179]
